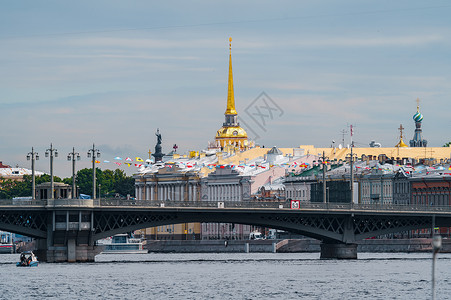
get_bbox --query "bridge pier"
[35,240,101,263]
[320,243,358,259]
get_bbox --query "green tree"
[0,168,135,199]
[443,142,451,147]
[75,168,103,196]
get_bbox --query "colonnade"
[136,182,243,202]
[136,182,199,201]
[207,184,242,201]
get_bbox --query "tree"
[443,142,451,147]
[75,168,102,196]
[0,168,135,199]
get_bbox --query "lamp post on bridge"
[87,144,100,200]
[346,144,357,205]
[319,151,330,204]
[67,148,80,199]
[45,144,58,200]
[26,148,39,200]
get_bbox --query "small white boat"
[16,251,39,267]
[99,234,147,254]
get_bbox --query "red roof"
[0,161,10,168]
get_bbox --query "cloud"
[292,35,444,47]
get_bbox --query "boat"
[16,251,39,267]
[99,234,147,254]
[0,231,15,254]
[249,231,264,240]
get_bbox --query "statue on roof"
[156,128,162,145]
[152,128,164,162]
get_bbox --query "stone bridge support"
[320,243,358,259]
[319,216,358,259]
[34,209,102,263]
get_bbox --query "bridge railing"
[0,199,46,206]
[98,199,285,209]
[2,198,451,213]
[97,199,451,213]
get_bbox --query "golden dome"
[395,138,408,148]
[216,126,247,138]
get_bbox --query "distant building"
[359,170,394,205]
[284,176,314,202]
[410,175,451,207]
[0,167,45,182]
[36,182,74,199]
[392,171,411,205]
[409,99,427,147]
[200,166,251,201]
[0,161,10,168]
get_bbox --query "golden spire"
[416,97,420,112]
[225,37,237,115]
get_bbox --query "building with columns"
[134,166,202,240]
[135,166,201,202]
[200,166,252,201]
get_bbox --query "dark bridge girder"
[2,208,450,245]
[0,210,48,238]
[92,209,447,244]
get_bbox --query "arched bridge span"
[2,199,451,261]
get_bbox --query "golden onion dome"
[216,126,247,138]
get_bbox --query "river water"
[1,252,450,299]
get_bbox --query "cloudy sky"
[1,1,450,177]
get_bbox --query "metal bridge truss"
[0,210,48,238]
[0,203,449,244]
[92,209,441,244]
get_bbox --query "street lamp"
[67,147,80,199]
[318,151,330,204]
[26,147,39,200]
[345,144,357,204]
[45,144,58,200]
[87,144,100,199]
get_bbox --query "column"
[181,184,185,201]
[146,185,150,201]
[150,185,154,201]
[193,184,197,201]
[207,185,211,201]
[135,186,139,200]
[175,184,179,201]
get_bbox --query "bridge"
[1,198,451,262]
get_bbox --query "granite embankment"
[145,238,451,253]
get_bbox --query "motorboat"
[16,251,39,267]
[98,234,147,254]
[0,231,14,254]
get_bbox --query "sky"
[1,1,450,178]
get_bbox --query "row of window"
[285,189,307,198]
[413,194,450,206]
